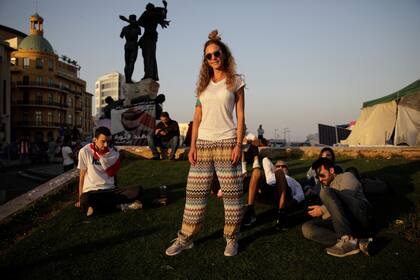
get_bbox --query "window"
[23,76,29,85]
[48,93,53,104]
[57,112,61,123]
[11,57,17,66]
[23,112,29,122]
[23,57,30,68]
[47,112,53,124]
[36,58,43,69]
[48,59,53,71]
[68,97,73,107]
[67,114,72,125]
[36,76,43,85]
[36,92,42,104]
[48,78,53,87]
[35,111,42,125]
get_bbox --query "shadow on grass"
[362,161,419,230]
[4,225,161,274]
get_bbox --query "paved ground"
[0,163,63,205]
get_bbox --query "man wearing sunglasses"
[242,157,305,230]
[302,157,373,257]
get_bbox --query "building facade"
[95,72,124,118]
[8,13,92,142]
[0,37,14,147]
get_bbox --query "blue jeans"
[302,187,372,245]
[147,134,179,159]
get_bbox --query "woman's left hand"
[231,146,241,165]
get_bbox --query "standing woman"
[166,30,245,257]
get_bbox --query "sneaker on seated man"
[301,157,373,257]
[147,111,180,160]
[242,158,305,230]
[76,126,142,216]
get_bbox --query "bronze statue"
[120,1,170,82]
[120,14,142,84]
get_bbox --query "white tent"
[342,79,420,146]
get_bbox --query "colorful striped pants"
[180,138,244,240]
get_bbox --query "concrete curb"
[0,168,78,224]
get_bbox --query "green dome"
[19,34,54,54]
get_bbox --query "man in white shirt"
[242,158,305,230]
[61,139,74,172]
[76,126,142,216]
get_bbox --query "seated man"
[243,157,305,230]
[301,157,373,257]
[147,112,180,160]
[76,126,142,216]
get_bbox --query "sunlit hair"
[319,147,336,163]
[196,30,237,96]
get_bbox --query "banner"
[111,102,156,146]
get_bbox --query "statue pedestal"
[123,78,160,106]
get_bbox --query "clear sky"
[1,0,420,141]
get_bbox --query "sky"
[1,0,419,141]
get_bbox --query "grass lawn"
[1,157,419,279]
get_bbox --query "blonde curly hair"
[196,30,237,96]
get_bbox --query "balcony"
[12,81,83,95]
[14,121,62,128]
[12,100,68,109]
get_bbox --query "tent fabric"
[343,79,420,146]
[363,79,420,108]
[394,93,420,146]
[341,101,397,145]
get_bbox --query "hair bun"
[208,30,221,41]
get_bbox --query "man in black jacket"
[147,111,179,160]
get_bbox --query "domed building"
[9,13,92,143]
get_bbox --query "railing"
[12,81,83,95]
[14,121,63,128]
[13,100,69,108]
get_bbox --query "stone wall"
[118,146,420,160]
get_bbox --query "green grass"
[1,157,419,279]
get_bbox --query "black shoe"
[242,206,256,227]
[275,209,289,231]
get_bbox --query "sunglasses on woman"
[205,50,221,61]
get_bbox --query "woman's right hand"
[188,146,197,165]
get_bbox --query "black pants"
[80,188,140,212]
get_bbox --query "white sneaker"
[119,200,143,212]
[165,237,194,256]
[224,239,238,257]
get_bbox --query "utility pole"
[283,128,290,145]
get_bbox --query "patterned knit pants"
[180,138,244,240]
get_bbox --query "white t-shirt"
[77,144,115,193]
[61,146,74,166]
[285,175,305,203]
[197,75,245,141]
